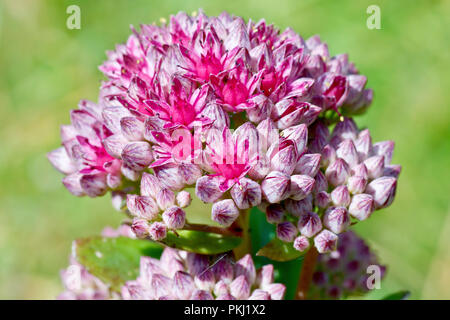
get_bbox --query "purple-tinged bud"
[331,118,358,145]
[268,140,297,175]
[214,281,229,296]
[176,191,192,208]
[261,171,291,203]
[347,176,367,194]
[331,185,351,207]
[248,155,270,180]
[173,271,195,300]
[140,173,161,198]
[248,290,271,300]
[229,275,250,300]
[191,290,214,300]
[195,176,224,203]
[150,274,172,299]
[212,258,234,284]
[131,219,150,238]
[277,221,297,242]
[235,254,256,284]
[345,75,367,105]
[230,178,262,209]
[265,204,285,224]
[111,191,126,211]
[325,158,350,186]
[80,173,108,197]
[154,165,185,191]
[293,235,310,252]
[102,106,131,133]
[295,153,322,177]
[148,222,167,241]
[120,116,144,141]
[384,164,402,178]
[290,175,315,200]
[364,155,385,179]
[211,199,240,227]
[62,173,85,196]
[265,283,286,300]
[366,177,397,209]
[162,206,186,229]
[336,139,359,168]
[256,119,279,152]
[323,207,350,234]
[298,211,322,237]
[351,163,369,179]
[156,188,176,210]
[121,142,153,171]
[315,191,331,208]
[257,264,274,288]
[313,171,328,194]
[348,194,374,221]
[216,293,236,300]
[103,134,128,159]
[185,253,209,276]
[178,163,202,186]
[47,147,75,175]
[355,129,372,161]
[281,124,308,154]
[308,121,330,154]
[120,163,140,181]
[285,196,313,217]
[321,144,336,168]
[314,230,338,253]
[194,270,215,292]
[373,140,394,165]
[127,195,159,220]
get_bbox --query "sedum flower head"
[309,231,386,299]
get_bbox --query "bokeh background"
[0,0,449,299]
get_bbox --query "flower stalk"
[232,209,252,260]
[295,246,319,300]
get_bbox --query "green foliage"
[75,236,163,291]
[160,230,242,254]
[381,290,411,300]
[256,238,305,262]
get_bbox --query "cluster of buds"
[264,117,400,253]
[48,10,402,264]
[309,231,386,299]
[122,248,285,300]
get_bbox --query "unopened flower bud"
[162,206,186,229]
[298,211,322,237]
[230,178,262,209]
[314,230,338,253]
[131,219,150,238]
[173,271,195,300]
[261,171,291,203]
[235,254,256,284]
[156,188,176,210]
[121,142,153,171]
[127,195,159,220]
[191,290,214,300]
[265,204,285,224]
[285,196,313,217]
[211,199,239,227]
[140,173,161,198]
[293,235,310,252]
[269,141,297,175]
[325,158,350,186]
[373,140,394,165]
[323,207,350,234]
[383,164,402,178]
[295,153,322,177]
[366,177,397,209]
[331,185,351,207]
[195,176,224,203]
[194,270,215,292]
[148,222,167,241]
[120,116,144,141]
[281,124,308,154]
[351,163,368,179]
[290,175,315,200]
[248,290,271,300]
[347,176,367,194]
[354,129,372,161]
[277,221,297,242]
[364,155,385,179]
[265,283,286,300]
[176,191,192,208]
[336,139,359,168]
[229,275,250,300]
[315,191,331,208]
[348,194,374,221]
[313,171,328,194]
[321,144,336,168]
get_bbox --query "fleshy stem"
[232,209,251,260]
[295,246,319,300]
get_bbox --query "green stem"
[232,209,251,260]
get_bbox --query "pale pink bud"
[194,270,215,292]
[216,293,236,300]
[195,176,224,203]
[126,195,159,220]
[315,191,331,208]
[178,163,202,186]
[331,118,358,144]
[336,139,359,168]
[331,185,351,207]
[290,175,315,200]
[348,194,374,221]
[140,172,161,198]
[364,155,385,179]
[323,207,350,234]
[154,165,185,191]
[373,140,394,165]
[213,280,229,297]
[261,171,291,203]
[265,204,285,224]
[265,283,286,300]
[366,177,397,209]
[120,116,144,141]
[295,153,322,177]
[285,196,313,217]
[321,144,336,168]
[249,290,271,300]
[277,221,297,242]
[229,275,250,300]
[235,254,256,284]
[281,124,308,154]
[176,191,192,208]
[269,142,297,175]
[191,290,214,300]
[120,163,140,181]
[384,164,402,178]
[347,176,367,194]
[314,230,338,253]
[256,119,279,152]
[248,154,270,180]
[148,222,167,241]
[298,211,322,237]
[173,271,195,300]
[325,158,350,186]
[162,206,186,229]
[80,173,108,197]
[355,129,372,161]
[156,188,175,210]
[150,274,172,299]
[131,219,150,238]
[121,142,153,171]
[111,191,126,211]
[103,134,128,159]
[293,235,310,252]
[230,178,262,209]
[257,264,274,288]
[212,258,234,284]
[47,147,75,175]
[313,171,328,194]
[62,173,84,196]
[211,199,240,227]
[351,163,369,179]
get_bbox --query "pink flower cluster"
[309,231,386,299]
[48,11,398,253]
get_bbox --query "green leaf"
[75,236,163,291]
[256,237,305,262]
[160,230,241,254]
[381,290,411,300]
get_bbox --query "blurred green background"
[0,0,449,299]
